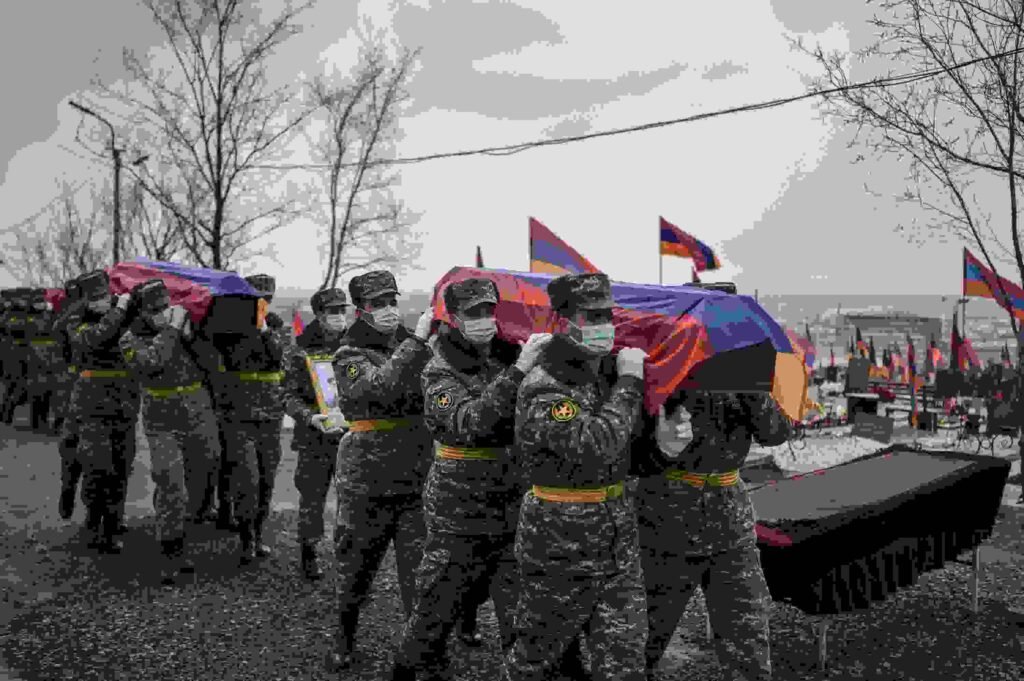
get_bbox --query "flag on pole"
[868,337,877,365]
[659,217,721,271]
[292,308,305,337]
[475,245,484,268]
[529,217,601,275]
[929,334,943,372]
[830,345,835,367]
[907,333,918,427]
[1002,342,1013,369]
[855,327,868,357]
[951,312,965,372]
[691,266,701,283]
[963,248,1024,321]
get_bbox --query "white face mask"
[569,321,616,355]
[324,313,347,332]
[361,305,400,334]
[456,315,497,344]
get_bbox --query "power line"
[244,44,1024,171]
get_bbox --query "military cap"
[349,270,398,305]
[547,273,614,313]
[311,288,347,314]
[131,278,170,311]
[29,288,47,303]
[78,270,110,300]
[0,289,13,301]
[245,274,276,298]
[443,278,499,314]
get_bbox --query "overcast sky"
[0,0,981,295]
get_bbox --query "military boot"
[326,609,358,671]
[253,517,271,558]
[57,459,77,520]
[300,541,323,580]
[238,521,256,566]
[98,513,124,555]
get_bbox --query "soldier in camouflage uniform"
[327,271,434,672]
[281,287,348,580]
[119,279,221,585]
[54,277,86,520]
[638,390,790,681]
[507,272,651,681]
[65,272,140,553]
[24,288,63,433]
[210,274,289,563]
[388,279,551,681]
[0,288,33,424]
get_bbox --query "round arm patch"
[550,398,579,422]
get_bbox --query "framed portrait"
[305,357,347,429]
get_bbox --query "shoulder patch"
[346,363,360,379]
[550,398,579,422]
[435,391,454,410]
[123,348,136,363]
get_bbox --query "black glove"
[265,311,284,330]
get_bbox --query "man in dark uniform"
[212,274,289,563]
[119,279,221,585]
[328,270,434,671]
[506,272,650,681]
[638,390,789,681]
[390,278,553,680]
[24,288,62,433]
[0,288,33,424]
[282,287,348,580]
[65,271,139,553]
[54,277,86,520]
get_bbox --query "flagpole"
[659,253,663,285]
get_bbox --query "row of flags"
[512,217,720,283]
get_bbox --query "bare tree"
[310,40,423,289]
[110,0,314,270]
[803,0,1024,448]
[805,0,1024,335]
[0,182,110,286]
[121,175,187,262]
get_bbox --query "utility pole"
[69,100,122,263]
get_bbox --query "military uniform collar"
[342,317,396,351]
[539,334,615,386]
[298,318,345,352]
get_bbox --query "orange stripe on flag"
[772,352,808,422]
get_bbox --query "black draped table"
[748,445,1010,668]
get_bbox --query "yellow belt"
[145,382,203,398]
[80,369,130,379]
[532,482,625,503]
[68,365,78,374]
[436,443,500,461]
[235,371,284,383]
[664,469,740,488]
[30,339,56,346]
[347,417,418,433]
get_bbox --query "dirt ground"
[1,408,1023,680]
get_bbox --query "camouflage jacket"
[210,327,289,422]
[282,319,346,451]
[513,335,646,576]
[119,323,219,431]
[65,306,140,419]
[637,391,791,556]
[421,328,525,536]
[332,318,433,497]
[24,311,67,389]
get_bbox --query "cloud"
[703,61,747,81]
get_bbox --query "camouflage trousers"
[506,557,648,681]
[395,531,518,677]
[142,397,220,543]
[221,418,283,527]
[334,491,426,620]
[641,535,772,681]
[294,437,339,542]
[58,414,82,503]
[78,416,137,525]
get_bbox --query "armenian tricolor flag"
[529,218,600,275]
[963,248,1024,320]
[292,308,305,337]
[659,217,721,271]
[431,267,808,421]
[107,257,258,323]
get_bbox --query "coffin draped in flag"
[431,267,808,421]
[106,257,259,324]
